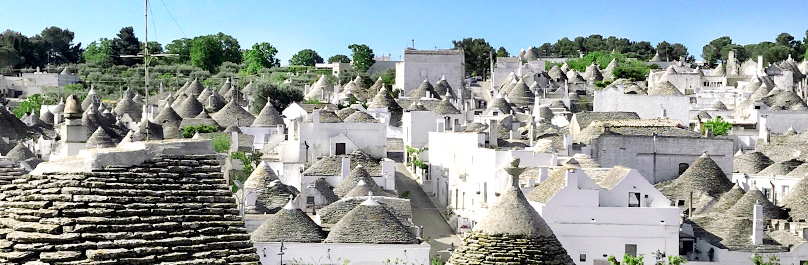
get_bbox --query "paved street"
[394,163,461,261]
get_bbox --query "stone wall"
[593,135,734,184]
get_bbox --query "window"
[783,186,790,196]
[580,254,587,262]
[678,163,689,175]
[306,196,315,205]
[762,187,772,200]
[335,143,346,155]
[625,244,637,257]
[629,192,641,207]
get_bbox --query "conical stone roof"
[244,161,279,189]
[336,107,358,119]
[507,78,535,107]
[758,159,802,176]
[250,199,325,243]
[726,186,783,220]
[305,75,332,101]
[650,53,663,62]
[0,105,29,140]
[431,94,461,115]
[219,78,232,95]
[154,105,183,128]
[185,78,205,97]
[241,80,255,97]
[175,95,204,118]
[749,82,771,101]
[343,111,378,123]
[205,90,227,112]
[333,165,387,198]
[708,183,745,214]
[171,93,188,110]
[39,108,54,124]
[434,75,456,99]
[251,100,284,127]
[408,79,440,99]
[114,96,142,121]
[5,142,36,161]
[323,197,418,244]
[0,148,260,264]
[656,153,733,203]
[85,127,116,148]
[448,186,574,265]
[212,99,255,127]
[782,177,808,220]
[733,151,773,174]
[197,87,212,103]
[368,86,403,111]
[51,98,65,114]
[344,179,388,198]
[711,100,728,110]
[406,101,427,112]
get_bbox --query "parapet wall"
[31,139,215,175]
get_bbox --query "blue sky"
[4,0,808,64]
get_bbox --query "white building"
[277,109,387,165]
[528,165,680,265]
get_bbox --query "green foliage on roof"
[703,116,732,136]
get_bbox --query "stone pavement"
[394,163,461,261]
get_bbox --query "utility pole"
[144,0,150,140]
[119,0,177,141]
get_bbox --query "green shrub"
[703,116,732,136]
[182,124,219,138]
[211,133,231,153]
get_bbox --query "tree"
[348,44,376,72]
[702,36,734,66]
[165,38,193,63]
[657,41,672,61]
[140,41,162,56]
[537,43,553,57]
[289,49,323,66]
[553,37,580,57]
[214,32,241,64]
[704,116,732,136]
[613,60,652,82]
[670,43,690,61]
[0,30,33,68]
[452,38,494,77]
[242,42,280,75]
[628,41,655,60]
[111,26,141,66]
[328,54,351,63]
[28,26,82,66]
[776,33,797,48]
[82,38,113,66]
[496,46,509,57]
[190,35,223,73]
[12,94,54,118]
[250,80,304,113]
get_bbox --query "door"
[335,143,346,155]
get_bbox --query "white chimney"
[341,156,351,179]
[752,204,764,245]
[539,167,549,183]
[564,168,578,188]
[488,119,498,148]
